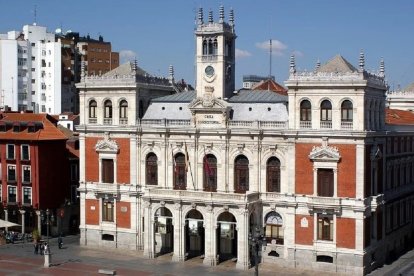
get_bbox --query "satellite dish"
[55,28,62,34]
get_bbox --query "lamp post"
[41,209,54,245]
[249,227,265,276]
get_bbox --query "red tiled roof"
[386,108,414,125]
[251,79,287,95]
[0,113,67,141]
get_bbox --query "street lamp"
[249,227,265,276]
[41,209,54,245]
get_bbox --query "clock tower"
[195,6,236,100]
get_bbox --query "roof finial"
[169,65,175,83]
[81,61,86,79]
[289,54,296,75]
[132,59,137,73]
[197,7,204,25]
[208,10,213,24]
[315,58,321,71]
[359,49,365,71]
[379,57,385,77]
[219,5,225,23]
[229,8,234,26]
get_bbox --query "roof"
[404,82,414,91]
[228,90,288,103]
[251,79,287,95]
[103,61,148,77]
[151,91,196,103]
[0,113,68,141]
[317,55,358,73]
[386,108,414,125]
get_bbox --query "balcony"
[103,118,112,125]
[320,121,332,129]
[300,121,312,129]
[119,118,128,125]
[201,55,218,62]
[341,121,353,130]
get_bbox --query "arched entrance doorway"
[217,212,237,262]
[154,207,173,256]
[185,209,204,259]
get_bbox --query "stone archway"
[185,209,204,259]
[217,212,237,263]
[154,207,173,256]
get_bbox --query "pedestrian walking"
[34,241,39,254]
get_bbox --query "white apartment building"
[0,23,61,113]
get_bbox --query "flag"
[184,142,190,172]
[203,153,213,177]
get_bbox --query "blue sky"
[1,0,414,89]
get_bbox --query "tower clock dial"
[205,65,215,77]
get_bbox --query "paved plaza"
[0,235,340,276]
[1,235,413,275]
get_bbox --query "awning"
[0,219,20,228]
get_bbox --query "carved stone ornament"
[206,204,213,212]
[160,201,166,207]
[309,143,340,162]
[202,86,214,107]
[191,202,197,209]
[95,132,119,154]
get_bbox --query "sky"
[1,0,414,89]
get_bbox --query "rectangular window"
[101,159,114,183]
[8,186,17,203]
[317,169,334,197]
[7,144,15,159]
[22,166,31,183]
[23,187,32,205]
[317,215,333,241]
[21,145,30,160]
[7,165,16,182]
[102,199,114,222]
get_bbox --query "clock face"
[205,66,215,77]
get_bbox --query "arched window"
[300,100,311,121]
[341,100,353,121]
[234,155,249,193]
[104,100,112,118]
[320,100,332,121]
[202,40,208,55]
[203,154,217,192]
[146,153,158,185]
[173,153,187,190]
[89,100,97,121]
[265,212,284,244]
[208,39,213,55]
[119,100,128,119]
[267,157,280,192]
[213,39,218,55]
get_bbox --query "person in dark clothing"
[58,235,63,249]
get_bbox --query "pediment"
[188,96,228,110]
[95,132,119,154]
[309,145,340,162]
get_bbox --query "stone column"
[203,205,217,266]
[236,209,250,270]
[143,201,155,258]
[4,209,8,232]
[20,210,26,234]
[172,202,185,262]
[36,210,42,236]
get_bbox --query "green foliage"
[32,229,40,242]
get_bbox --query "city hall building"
[77,7,414,275]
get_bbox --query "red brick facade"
[295,144,314,195]
[85,199,99,225]
[295,214,314,245]
[116,201,131,229]
[336,217,355,249]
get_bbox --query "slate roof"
[228,90,288,103]
[151,91,196,103]
[317,55,358,73]
[103,61,148,77]
[0,113,67,141]
[386,108,414,125]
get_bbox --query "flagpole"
[185,142,195,190]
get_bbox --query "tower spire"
[289,54,296,75]
[197,7,204,25]
[208,10,213,24]
[315,58,321,71]
[169,65,175,83]
[359,49,365,72]
[379,57,385,78]
[229,8,234,26]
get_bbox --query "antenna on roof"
[33,5,37,25]
[269,39,272,91]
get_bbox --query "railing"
[259,121,287,129]
[166,120,191,127]
[300,121,312,129]
[228,121,254,127]
[103,118,112,125]
[201,55,218,62]
[320,121,332,129]
[119,118,128,125]
[341,121,353,130]
[88,118,97,124]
